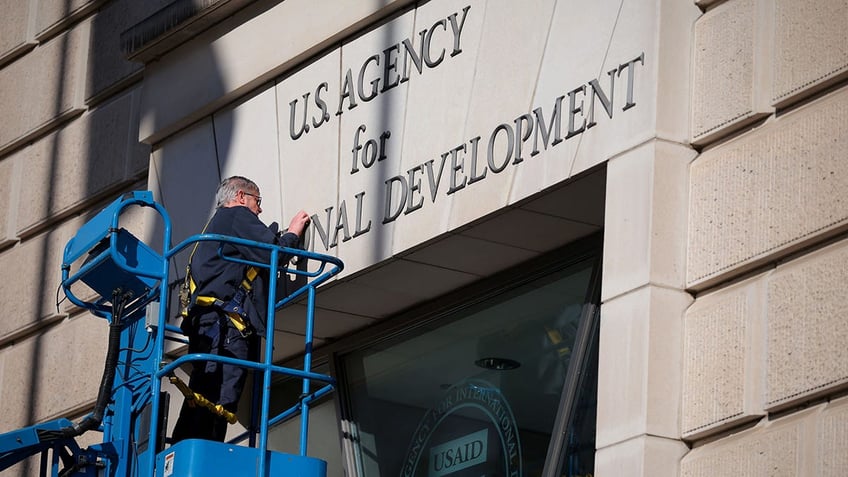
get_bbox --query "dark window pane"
[341,255,599,477]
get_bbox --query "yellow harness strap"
[193,265,258,334]
[179,217,212,319]
[241,266,258,291]
[181,215,260,334]
[168,374,238,424]
[225,310,251,335]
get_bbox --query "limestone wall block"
[595,435,688,477]
[0,0,36,67]
[597,286,691,448]
[772,0,848,108]
[766,239,848,410]
[681,400,848,476]
[691,0,771,146]
[0,216,85,342]
[688,87,848,290]
[682,275,766,440]
[681,408,810,476]
[0,20,89,155]
[35,0,105,41]
[0,315,107,431]
[603,141,695,301]
[817,396,848,477]
[0,157,15,247]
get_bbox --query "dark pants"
[172,310,257,443]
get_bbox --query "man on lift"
[173,176,310,442]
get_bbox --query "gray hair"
[215,176,259,208]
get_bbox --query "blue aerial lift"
[0,191,343,477]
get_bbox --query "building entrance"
[340,240,601,477]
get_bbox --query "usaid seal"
[400,379,522,477]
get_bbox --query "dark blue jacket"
[190,206,299,335]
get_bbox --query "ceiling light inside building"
[475,357,521,370]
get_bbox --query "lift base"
[157,439,327,477]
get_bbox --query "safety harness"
[192,267,257,337]
[178,218,258,337]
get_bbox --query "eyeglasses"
[242,191,262,207]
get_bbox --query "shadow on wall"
[23,5,75,474]
[145,67,231,283]
[21,0,407,472]
[16,0,219,474]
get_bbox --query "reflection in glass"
[342,257,599,477]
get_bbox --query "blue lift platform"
[0,191,343,477]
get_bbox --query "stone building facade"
[0,0,172,461]
[0,0,846,476]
